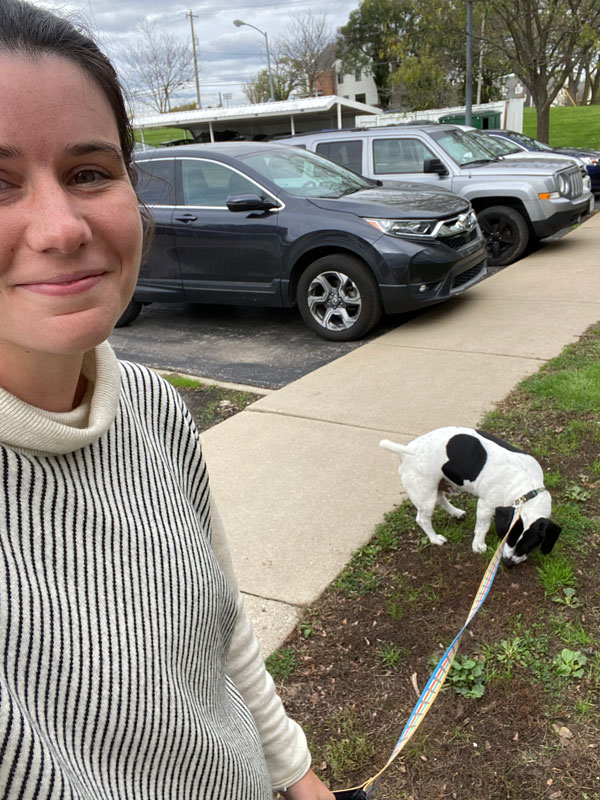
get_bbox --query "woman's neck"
[0,346,86,412]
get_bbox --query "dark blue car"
[124,143,487,341]
[487,130,600,193]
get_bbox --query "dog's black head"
[495,506,562,566]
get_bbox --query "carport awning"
[133,95,381,143]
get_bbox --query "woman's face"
[0,54,143,360]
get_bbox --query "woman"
[0,2,334,798]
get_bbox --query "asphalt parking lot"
[109,223,582,389]
[109,301,414,389]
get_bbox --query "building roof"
[133,95,381,143]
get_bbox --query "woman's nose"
[25,180,93,254]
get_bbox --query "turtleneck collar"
[0,341,122,456]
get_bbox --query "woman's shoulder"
[118,359,195,429]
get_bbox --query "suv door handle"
[175,213,198,222]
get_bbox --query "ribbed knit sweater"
[0,342,310,799]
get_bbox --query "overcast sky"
[35,0,361,110]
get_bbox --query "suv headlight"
[365,218,438,237]
[579,156,597,165]
[557,173,569,196]
[365,209,477,239]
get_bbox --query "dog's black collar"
[513,487,546,507]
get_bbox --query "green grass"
[522,362,600,412]
[265,647,297,681]
[321,711,376,782]
[135,126,191,148]
[536,554,576,596]
[523,105,600,149]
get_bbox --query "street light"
[233,18,275,103]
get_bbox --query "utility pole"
[465,0,473,125]
[476,13,485,105]
[186,10,202,109]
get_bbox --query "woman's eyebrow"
[0,142,124,161]
[0,144,22,159]
[66,141,124,161]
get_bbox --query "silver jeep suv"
[280,125,594,266]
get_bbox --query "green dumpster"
[439,110,501,129]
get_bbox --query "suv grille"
[563,166,584,199]
[442,227,479,250]
[452,261,487,290]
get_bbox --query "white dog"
[380,427,561,566]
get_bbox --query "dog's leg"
[437,491,466,519]
[400,472,448,546]
[415,502,448,546]
[472,501,494,553]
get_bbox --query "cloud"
[33,0,359,107]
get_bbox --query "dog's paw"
[430,534,448,546]
[472,540,487,554]
[449,508,466,519]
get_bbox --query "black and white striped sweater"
[0,342,309,799]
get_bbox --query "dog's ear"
[494,506,514,538]
[540,520,562,554]
[494,506,524,547]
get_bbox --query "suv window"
[429,129,493,166]
[181,159,258,207]
[372,138,436,174]
[135,158,175,205]
[315,140,362,174]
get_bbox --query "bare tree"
[124,20,195,113]
[484,0,600,141]
[242,62,296,103]
[276,12,334,97]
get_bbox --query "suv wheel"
[297,255,382,341]
[478,205,529,266]
[115,299,142,327]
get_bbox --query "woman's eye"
[71,169,108,185]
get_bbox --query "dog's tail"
[379,439,413,458]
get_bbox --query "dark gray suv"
[125,142,487,341]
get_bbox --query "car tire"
[477,205,529,266]
[115,299,142,328]
[296,254,382,341]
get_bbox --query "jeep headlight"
[365,218,437,237]
[557,173,569,196]
[579,156,597,165]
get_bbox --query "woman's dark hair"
[0,0,135,175]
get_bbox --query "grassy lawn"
[523,105,600,149]
[270,322,600,799]
[134,126,192,147]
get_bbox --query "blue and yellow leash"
[333,504,525,800]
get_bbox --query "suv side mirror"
[423,157,449,176]
[226,194,279,212]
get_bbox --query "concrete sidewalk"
[201,213,600,656]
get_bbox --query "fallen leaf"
[552,724,573,746]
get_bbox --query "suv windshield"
[506,131,554,152]
[469,131,521,157]
[237,147,370,198]
[429,128,495,166]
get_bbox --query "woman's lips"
[20,272,105,296]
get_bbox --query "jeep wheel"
[297,255,382,341]
[478,206,529,266]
